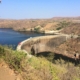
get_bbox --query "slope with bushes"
[0,45,80,80]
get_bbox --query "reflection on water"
[0,28,44,47]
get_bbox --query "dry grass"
[55,37,80,55]
[21,56,66,80]
[0,18,80,35]
[0,45,80,80]
[61,23,80,35]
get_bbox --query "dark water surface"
[0,28,44,47]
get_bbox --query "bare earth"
[0,60,21,80]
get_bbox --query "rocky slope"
[55,37,80,56]
[61,23,80,35]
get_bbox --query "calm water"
[0,28,44,47]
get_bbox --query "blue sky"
[0,0,80,19]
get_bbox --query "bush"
[56,27,62,30]
[0,45,26,71]
[34,27,40,32]
[56,21,71,30]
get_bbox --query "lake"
[0,28,44,48]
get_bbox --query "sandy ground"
[0,60,21,80]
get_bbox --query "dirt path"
[0,60,21,80]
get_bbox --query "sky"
[0,0,80,19]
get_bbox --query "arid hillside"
[0,45,80,80]
[0,19,53,30]
[61,23,80,35]
[0,60,21,80]
[0,17,80,35]
[55,37,80,55]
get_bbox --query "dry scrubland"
[55,37,80,55]
[0,17,80,35]
[0,17,80,80]
[0,45,80,80]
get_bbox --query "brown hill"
[0,19,48,30]
[0,17,80,35]
[55,37,80,55]
[61,23,80,35]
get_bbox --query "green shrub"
[0,45,26,71]
[56,27,62,30]
[34,27,40,32]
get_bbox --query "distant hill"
[61,23,80,35]
[0,17,80,35]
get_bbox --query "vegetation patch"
[0,45,26,71]
[0,45,80,80]
[56,21,71,30]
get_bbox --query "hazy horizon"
[0,0,80,19]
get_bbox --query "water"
[0,28,44,47]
